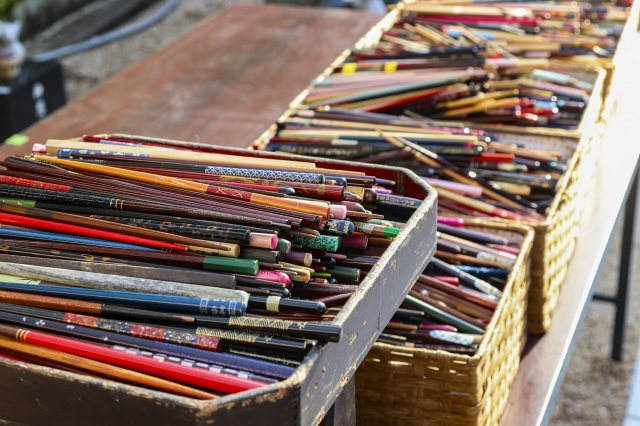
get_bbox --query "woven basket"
[351,2,609,335]
[250,9,607,334]
[390,0,627,335]
[431,63,606,333]
[493,68,603,334]
[476,105,603,334]
[355,220,534,426]
[255,73,603,335]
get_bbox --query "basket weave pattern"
[355,221,533,426]
[478,67,606,334]
[527,126,601,333]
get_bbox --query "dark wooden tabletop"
[4,4,383,157]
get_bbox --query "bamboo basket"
[428,62,606,333]
[391,0,635,335]
[355,220,534,426]
[471,90,604,333]
[251,7,607,333]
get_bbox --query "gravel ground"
[27,1,640,424]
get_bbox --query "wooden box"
[0,143,438,426]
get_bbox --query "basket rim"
[368,219,534,361]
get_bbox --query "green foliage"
[0,0,21,20]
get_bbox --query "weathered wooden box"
[0,143,438,426]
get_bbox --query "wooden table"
[501,23,640,426]
[8,4,382,154]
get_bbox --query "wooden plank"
[0,358,300,426]
[4,4,382,157]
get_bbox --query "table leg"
[612,165,638,361]
[323,375,356,426]
[593,163,639,361]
